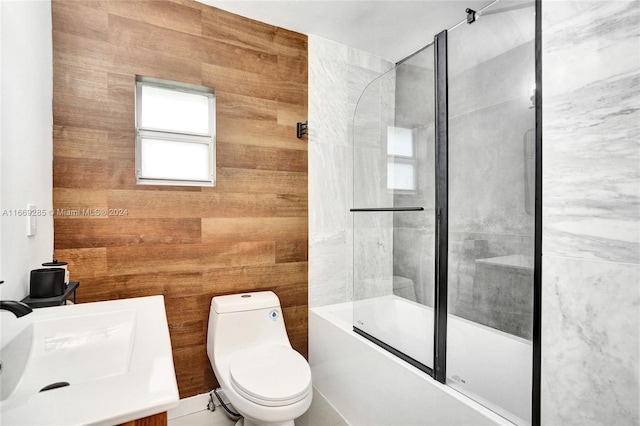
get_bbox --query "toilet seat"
[229,345,312,407]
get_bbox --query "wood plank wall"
[51,0,308,398]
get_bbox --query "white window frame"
[135,76,216,187]
[386,126,417,193]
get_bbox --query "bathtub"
[309,295,532,425]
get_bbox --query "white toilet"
[207,291,313,426]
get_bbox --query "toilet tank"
[207,292,291,363]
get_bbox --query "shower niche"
[351,1,537,424]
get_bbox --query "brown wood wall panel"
[107,190,277,218]
[217,115,308,150]
[217,142,308,172]
[53,126,109,159]
[52,1,109,41]
[276,240,309,264]
[54,188,109,215]
[202,63,307,105]
[216,92,277,121]
[52,0,308,399]
[215,168,307,195]
[54,218,202,249]
[201,217,307,243]
[107,1,202,36]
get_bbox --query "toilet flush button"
[269,310,278,320]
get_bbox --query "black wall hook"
[466,8,477,24]
[297,121,308,138]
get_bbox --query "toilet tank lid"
[212,291,280,314]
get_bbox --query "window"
[135,76,216,186]
[387,126,416,192]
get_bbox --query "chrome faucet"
[0,301,33,317]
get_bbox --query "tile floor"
[168,388,348,426]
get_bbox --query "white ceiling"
[199,0,495,63]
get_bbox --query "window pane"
[140,138,210,181]
[387,161,415,190]
[141,85,210,134]
[387,126,414,157]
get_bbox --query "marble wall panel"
[542,1,640,98]
[308,230,351,307]
[542,1,640,424]
[543,71,640,264]
[541,255,639,425]
[308,37,349,148]
[308,36,350,308]
[309,141,351,233]
[542,0,639,265]
[308,35,394,308]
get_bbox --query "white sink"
[0,296,179,425]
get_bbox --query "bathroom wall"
[51,0,308,398]
[308,35,394,307]
[0,0,54,302]
[541,0,640,424]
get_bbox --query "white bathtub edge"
[310,303,515,426]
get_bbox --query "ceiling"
[198,0,495,63]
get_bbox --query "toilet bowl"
[207,291,312,426]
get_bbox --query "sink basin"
[0,296,179,425]
[1,309,136,401]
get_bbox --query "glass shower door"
[352,45,436,372]
[445,1,536,424]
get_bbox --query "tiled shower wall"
[308,36,393,307]
[541,1,639,424]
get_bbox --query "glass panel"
[140,137,210,181]
[141,85,210,134]
[353,44,435,370]
[446,1,535,424]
